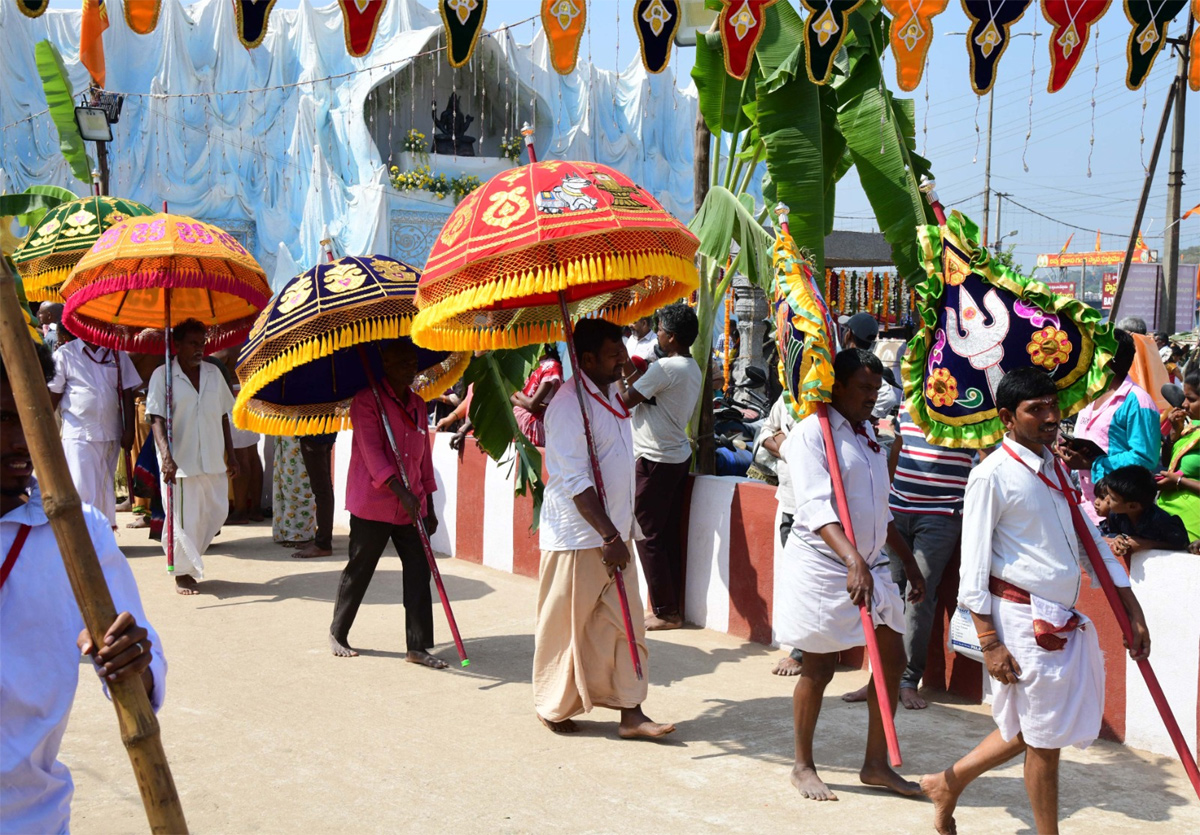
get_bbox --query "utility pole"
[1159,18,1192,333]
[993,191,1005,253]
[981,90,994,248]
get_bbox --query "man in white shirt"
[146,319,237,595]
[921,367,1151,835]
[618,304,701,631]
[533,318,674,740]
[623,316,658,364]
[777,348,926,802]
[756,395,802,675]
[49,336,141,527]
[1,341,165,835]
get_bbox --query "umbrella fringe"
[16,264,70,303]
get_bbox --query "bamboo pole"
[0,259,188,833]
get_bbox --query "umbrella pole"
[116,355,134,517]
[0,261,189,833]
[164,291,174,573]
[816,402,902,768]
[557,292,644,681]
[355,346,469,667]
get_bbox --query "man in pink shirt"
[329,342,445,668]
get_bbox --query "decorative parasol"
[773,204,903,768]
[11,195,155,302]
[412,130,701,681]
[59,210,271,575]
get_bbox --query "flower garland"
[388,164,481,202]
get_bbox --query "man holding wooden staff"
[1,341,166,833]
[776,348,925,801]
[922,367,1151,835]
[533,318,674,739]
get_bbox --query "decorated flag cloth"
[773,223,836,421]
[1190,0,1200,91]
[441,0,488,68]
[883,0,948,92]
[16,0,49,18]
[635,0,681,74]
[719,0,777,80]
[1042,1,1111,93]
[801,0,864,84]
[903,211,1117,449]
[542,0,587,74]
[80,0,109,88]
[234,0,277,48]
[123,0,162,35]
[1124,0,1189,90]
[339,0,388,58]
[962,0,1033,95]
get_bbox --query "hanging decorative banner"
[441,0,488,68]
[339,0,388,58]
[903,211,1117,449]
[719,0,778,80]
[15,0,49,18]
[635,0,681,74]
[1123,0,1188,90]
[234,0,276,48]
[962,0,1033,95]
[883,0,948,92]
[1191,0,1200,91]
[774,212,836,421]
[123,0,162,34]
[800,0,865,84]
[542,0,587,75]
[1042,1,1111,93]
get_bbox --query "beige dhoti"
[162,471,228,580]
[533,544,649,722]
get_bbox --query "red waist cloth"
[989,576,1082,652]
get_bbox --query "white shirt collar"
[1000,436,1055,473]
[1,484,47,527]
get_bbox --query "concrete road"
[62,521,1198,833]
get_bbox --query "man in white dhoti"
[146,319,238,595]
[779,348,926,801]
[533,318,674,740]
[48,336,140,527]
[921,367,1151,835]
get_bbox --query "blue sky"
[236,1,1198,273]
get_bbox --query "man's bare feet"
[292,544,333,559]
[772,654,803,676]
[538,715,579,734]
[225,512,248,526]
[126,516,150,529]
[617,706,676,739]
[406,650,449,669]
[174,575,200,595]
[115,499,132,512]
[644,613,682,631]
[791,765,837,801]
[860,763,922,796]
[900,685,928,710]
[329,634,358,657]
[841,683,870,702]
[920,772,959,835]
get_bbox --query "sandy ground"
[59,519,1198,834]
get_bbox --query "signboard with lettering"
[1102,273,1118,308]
[1047,281,1076,298]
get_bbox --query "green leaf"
[35,40,92,184]
[692,30,758,135]
[755,0,808,83]
[462,349,546,530]
[2,184,77,228]
[687,185,773,295]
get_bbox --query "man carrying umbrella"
[533,318,674,739]
[146,319,238,595]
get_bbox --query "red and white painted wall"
[329,431,1200,760]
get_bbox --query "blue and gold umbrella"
[233,255,469,435]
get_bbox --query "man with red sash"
[922,367,1151,835]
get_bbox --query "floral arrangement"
[388,165,481,203]
[499,134,523,163]
[401,128,427,155]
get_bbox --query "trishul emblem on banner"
[882,0,948,92]
[441,0,488,68]
[719,0,778,80]
[635,0,681,73]
[543,0,587,74]
[801,0,864,84]
[1042,1,1111,93]
[339,0,388,58]
[962,0,1033,94]
[1123,0,1188,90]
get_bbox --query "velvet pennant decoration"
[339,0,388,58]
[234,0,277,49]
[542,0,586,74]
[441,0,488,68]
[635,0,680,74]
[963,0,1033,95]
[1123,0,1188,90]
[719,0,777,80]
[903,211,1117,449]
[801,0,864,84]
[123,0,162,34]
[1042,1,1111,93]
[883,0,948,92]
[15,0,48,18]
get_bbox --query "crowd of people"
[3,296,1198,832]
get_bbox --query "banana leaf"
[35,40,92,184]
[688,185,773,295]
[0,185,78,229]
[693,30,757,136]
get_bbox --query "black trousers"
[298,436,335,550]
[330,515,433,652]
[634,457,691,617]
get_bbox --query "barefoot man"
[533,318,674,739]
[921,368,1151,835]
[328,341,445,669]
[775,348,926,801]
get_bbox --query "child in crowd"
[1095,465,1190,557]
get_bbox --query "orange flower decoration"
[1027,326,1072,370]
[926,367,959,407]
